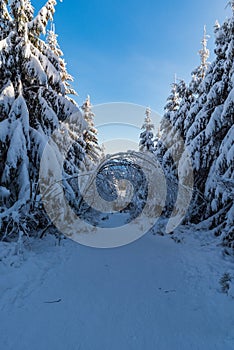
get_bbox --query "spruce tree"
[190,26,210,94]
[139,107,155,153]
[203,4,234,244]
[155,27,210,219]
[177,3,234,245]
[155,76,182,176]
[81,95,101,165]
[185,14,232,187]
[154,4,234,247]
[0,1,86,239]
[183,26,210,136]
[155,76,180,158]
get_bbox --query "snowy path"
[0,231,234,350]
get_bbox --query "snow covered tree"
[156,26,211,186]
[81,95,101,165]
[174,5,234,246]
[154,77,181,198]
[0,0,86,239]
[153,126,161,150]
[157,76,180,145]
[202,6,234,243]
[185,18,232,183]
[164,75,180,119]
[155,76,182,170]
[190,26,210,94]
[155,16,232,239]
[46,22,77,97]
[139,107,155,153]
[205,125,234,244]
[174,80,195,140]
[183,26,211,136]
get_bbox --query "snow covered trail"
[0,231,234,350]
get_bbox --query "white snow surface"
[0,227,234,350]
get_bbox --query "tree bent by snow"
[0,0,88,240]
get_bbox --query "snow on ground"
[0,227,234,350]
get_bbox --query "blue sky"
[35,0,228,118]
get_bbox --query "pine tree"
[154,75,182,217]
[185,18,232,175]
[81,95,101,165]
[155,76,182,171]
[158,75,180,145]
[159,79,194,193]
[183,26,210,136]
[46,22,77,97]
[139,107,155,153]
[154,78,178,184]
[150,3,233,247]
[190,26,210,94]
[174,79,195,140]
[164,75,180,119]
[176,4,234,245]
[202,4,234,244]
[0,1,86,239]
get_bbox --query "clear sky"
[35,0,228,118]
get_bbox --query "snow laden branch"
[28,0,57,36]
